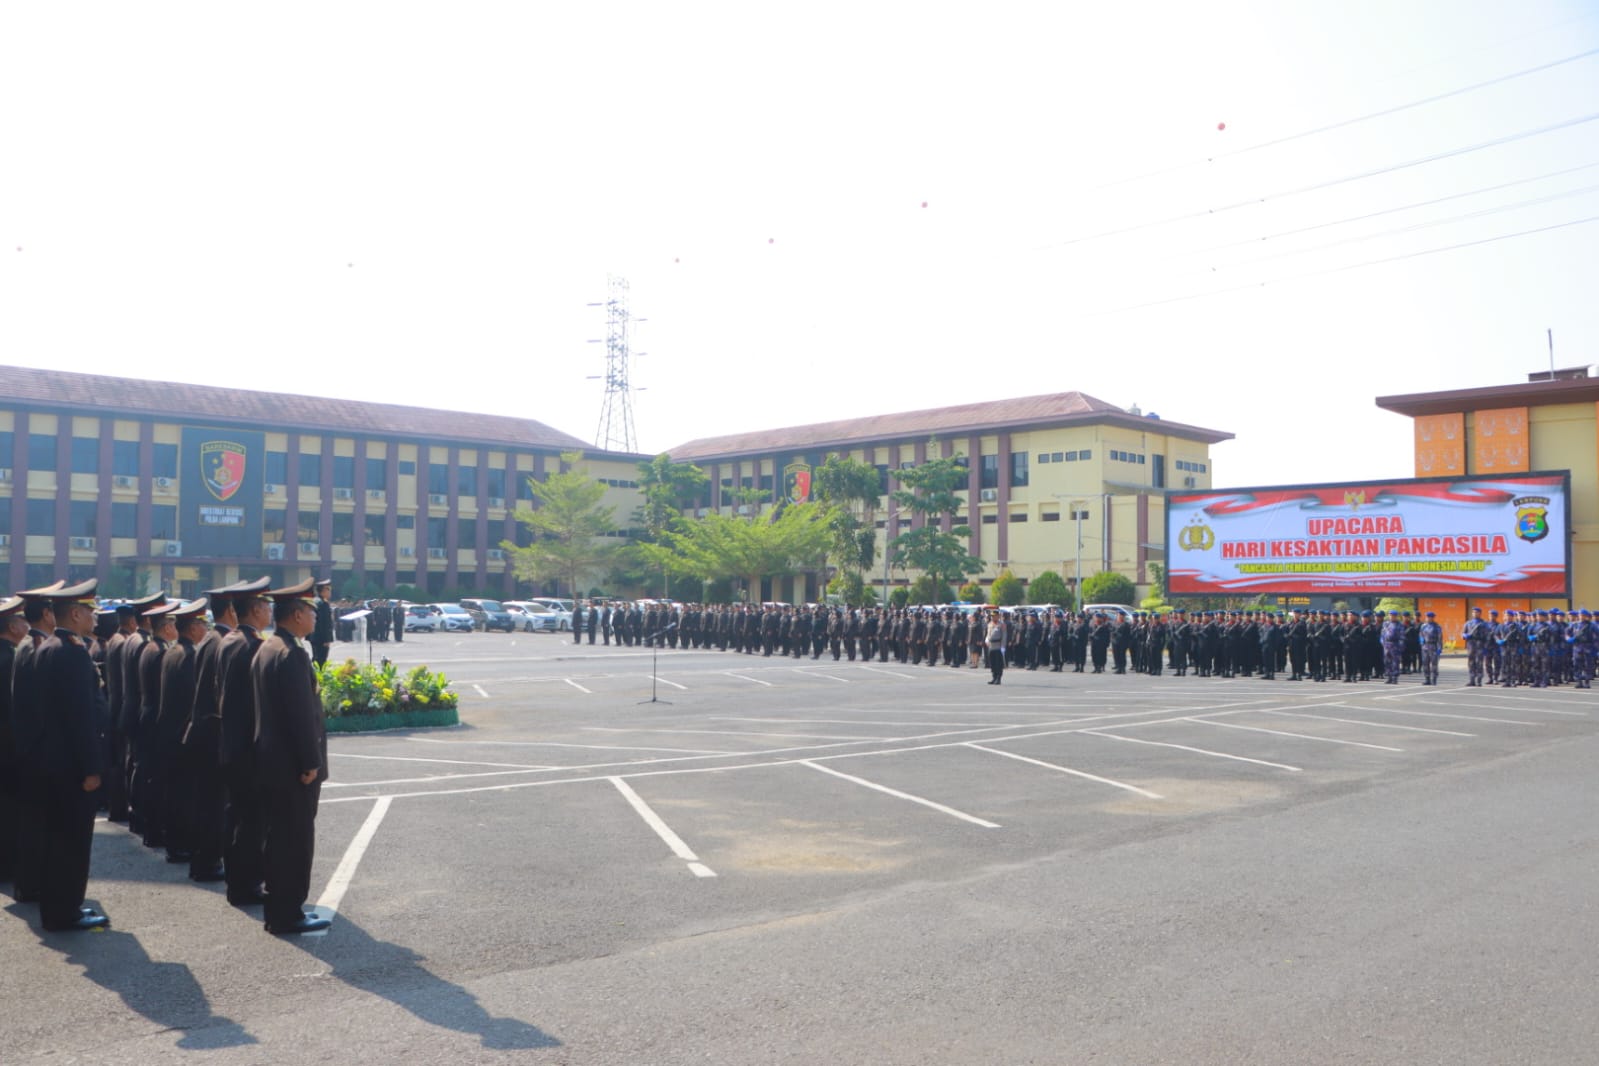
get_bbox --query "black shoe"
[44,913,110,932]
[227,888,269,906]
[166,850,193,864]
[191,867,226,883]
[265,916,331,935]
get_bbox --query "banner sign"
[1166,471,1570,597]
[181,427,265,556]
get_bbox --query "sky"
[3,1,1597,489]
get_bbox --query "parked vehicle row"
[396,599,580,634]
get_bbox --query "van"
[1083,603,1135,621]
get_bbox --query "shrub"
[317,659,459,720]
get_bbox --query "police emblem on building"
[1513,496,1549,543]
[783,462,812,504]
[201,441,247,502]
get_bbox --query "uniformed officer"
[218,577,273,906]
[10,580,65,902]
[310,578,335,667]
[1418,611,1444,685]
[15,580,110,931]
[1462,606,1489,686]
[136,602,179,849]
[184,587,237,882]
[0,595,27,884]
[118,590,165,836]
[253,579,331,935]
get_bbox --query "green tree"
[990,568,1026,606]
[1375,596,1417,614]
[502,451,619,600]
[958,581,987,605]
[827,570,879,608]
[1081,570,1136,606]
[812,454,884,585]
[632,453,710,598]
[908,574,955,605]
[1028,570,1071,607]
[889,587,911,608]
[887,444,983,591]
[638,502,831,606]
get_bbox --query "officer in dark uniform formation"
[155,598,210,866]
[136,602,179,848]
[218,577,273,906]
[10,580,65,902]
[252,578,331,934]
[117,591,165,835]
[309,578,335,667]
[184,586,238,882]
[15,580,111,931]
[0,595,27,884]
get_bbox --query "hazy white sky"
[4,1,1596,486]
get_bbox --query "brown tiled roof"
[0,364,594,453]
[670,390,1232,459]
[1376,376,1599,418]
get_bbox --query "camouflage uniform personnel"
[1418,612,1443,685]
[1461,607,1489,686]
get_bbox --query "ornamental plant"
[316,659,459,719]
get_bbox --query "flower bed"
[316,659,460,733]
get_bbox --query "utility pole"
[589,275,640,453]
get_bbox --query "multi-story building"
[0,366,647,599]
[670,391,1233,603]
[1377,366,1599,638]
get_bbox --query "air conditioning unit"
[265,543,286,560]
[0,534,9,547]
[737,505,752,515]
[484,496,501,508]
[113,475,135,489]
[427,547,447,559]
[156,476,173,489]
[165,541,183,557]
[334,487,354,500]
[0,468,10,482]
[979,488,998,502]
[367,488,385,500]
[696,507,708,517]
[298,541,320,554]
[487,548,505,561]
[1184,476,1197,488]
[70,536,96,550]
[264,483,279,493]
[399,546,415,557]
[428,493,448,506]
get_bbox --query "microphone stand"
[640,621,679,705]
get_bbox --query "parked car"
[527,598,574,631]
[460,598,517,633]
[505,600,563,633]
[1083,603,1135,621]
[429,602,477,632]
[403,604,440,633]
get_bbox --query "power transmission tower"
[589,275,639,453]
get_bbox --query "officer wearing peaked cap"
[155,598,209,866]
[8,580,66,903]
[135,601,180,849]
[0,595,26,883]
[119,590,166,837]
[252,579,330,934]
[16,580,112,930]
[183,583,242,883]
[217,577,272,906]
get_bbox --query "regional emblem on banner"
[783,462,812,504]
[201,441,247,502]
[1515,503,1549,543]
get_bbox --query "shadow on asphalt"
[9,900,257,1050]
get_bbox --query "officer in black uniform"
[218,577,273,906]
[253,579,331,935]
[185,587,237,882]
[16,580,110,930]
[0,595,27,884]
[309,579,335,667]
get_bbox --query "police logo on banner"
[201,441,247,502]
[1513,496,1549,543]
[783,462,812,504]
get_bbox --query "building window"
[981,514,998,525]
[264,451,288,485]
[0,430,11,465]
[1051,452,1063,462]
[27,499,57,535]
[366,457,388,487]
[759,474,774,493]
[486,468,506,500]
[518,472,536,500]
[332,456,355,489]
[29,434,56,471]
[111,502,137,538]
[1038,453,1051,464]
[111,440,139,477]
[1042,512,1061,522]
[70,438,98,475]
[151,504,177,539]
[363,515,387,546]
[297,510,319,541]
[0,497,10,532]
[1079,449,1092,460]
[1009,512,1028,523]
[898,517,912,529]
[69,500,97,537]
[332,513,355,546]
[427,516,448,549]
[396,514,415,530]
[297,453,321,486]
[398,460,417,477]
[457,466,478,497]
[876,465,890,495]
[1011,452,1029,488]
[428,464,450,496]
[264,509,286,543]
[458,518,478,547]
[979,455,999,489]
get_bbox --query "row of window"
[1174,459,1208,473]
[1108,450,1145,464]
[1035,450,1093,464]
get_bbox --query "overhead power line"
[1045,111,1599,249]
[1087,45,1599,193]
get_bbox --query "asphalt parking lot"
[5,631,1599,1065]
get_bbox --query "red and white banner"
[1167,472,1569,597]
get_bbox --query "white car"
[527,598,575,631]
[505,601,563,633]
[429,602,477,632]
[404,604,440,633]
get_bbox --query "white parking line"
[724,672,774,687]
[647,675,689,690]
[585,726,882,741]
[331,752,557,770]
[404,737,733,754]
[1357,706,1534,726]
[803,761,999,827]
[966,743,1164,799]
[1272,709,1474,736]
[1186,717,1404,752]
[472,684,490,699]
[856,665,920,680]
[564,678,592,694]
[609,777,716,878]
[713,716,1013,729]
[793,669,851,683]
[315,795,392,918]
[1080,730,1302,772]
[1419,695,1586,716]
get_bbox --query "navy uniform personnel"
[252,579,331,935]
[0,596,28,883]
[136,603,179,849]
[217,577,273,906]
[101,602,142,823]
[309,579,335,666]
[155,598,210,866]
[184,586,239,883]
[1461,606,1489,686]
[10,581,66,901]
[118,591,166,835]
[16,580,111,930]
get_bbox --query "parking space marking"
[856,665,920,680]
[802,761,1000,828]
[472,684,490,699]
[1186,717,1404,752]
[584,726,886,741]
[713,716,1016,729]
[1080,730,1302,772]
[332,752,558,770]
[724,672,774,687]
[315,795,392,918]
[1272,709,1474,736]
[647,675,689,690]
[794,669,851,682]
[966,743,1164,799]
[610,777,717,878]
[406,737,734,754]
[1335,705,1535,726]
[1419,695,1586,716]
[564,678,592,694]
